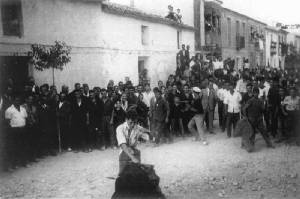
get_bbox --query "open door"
[0,56,30,93]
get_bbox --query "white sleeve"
[116,125,127,146]
[238,93,242,102]
[0,98,2,111]
[23,107,28,118]
[5,108,12,120]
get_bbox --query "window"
[141,25,149,45]
[236,20,240,36]
[271,34,273,41]
[227,18,231,46]
[177,30,182,49]
[1,0,23,37]
[242,22,246,37]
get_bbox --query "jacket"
[200,88,217,111]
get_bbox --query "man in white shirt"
[116,110,151,175]
[236,76,247,95]
[142,83,154,108]
[5,96,27,128]
[5,95,28,168]
[224,83,242,138]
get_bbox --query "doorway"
[0,56,30,93]
[138,56,149,86]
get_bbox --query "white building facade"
[265,26,288,69]
[0,0,197,90]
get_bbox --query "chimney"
[130,0,134,7]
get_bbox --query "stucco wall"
[221,9,250,68]
[98,11,195,87]
[0,0,103,46]
[220,8,266,68]
[0,0,195,90]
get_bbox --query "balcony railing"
[270,41,277,55]
[200,44,221,52]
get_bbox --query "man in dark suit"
[200,81,218,134]
[70,90,89,152]
[57,92,71,151]
[186,45,191,65]
[101,89,115,149]
[178,44,187,72]
[88,90,105,151]
[150,87,170,144]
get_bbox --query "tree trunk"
[52,67,55,86]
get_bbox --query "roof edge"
[223,7,267,26]
[101,1,196,31]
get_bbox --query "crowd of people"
[1,50,300,172]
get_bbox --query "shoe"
[267,143,275,148]
[100,146,106,151]
[49,151,57,156]
[153,143,160,147]
[241,142,245,149]
[83,149,89,153]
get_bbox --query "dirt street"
[0,131,300,199]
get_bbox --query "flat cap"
[192,87,201,93]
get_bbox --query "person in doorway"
[142,83,155,108]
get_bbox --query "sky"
[222,0,300,26]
